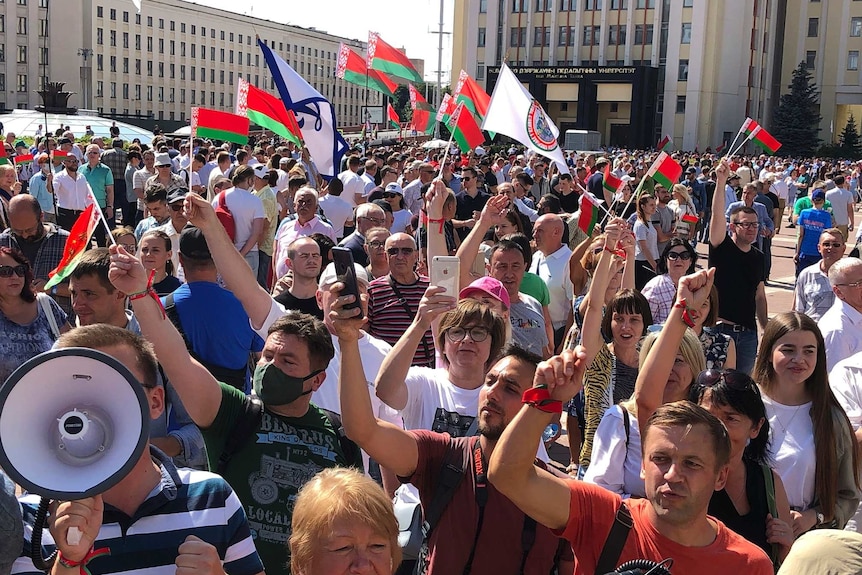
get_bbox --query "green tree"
[839,114,862,159]
[772,61,822,157]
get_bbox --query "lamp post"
[77,48,93,109]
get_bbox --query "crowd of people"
[0,126,861,574]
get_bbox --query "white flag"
[482,63,569,175]
[131,0,142,13]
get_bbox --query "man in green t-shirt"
[109,240,353,573]
[792,182,832,225]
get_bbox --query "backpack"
[215,191,236,241]
[216,395,363,476]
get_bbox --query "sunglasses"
[0,264,27,278]
[666,251,693,261]
[382,192,399,199]
[694,369,758,393]
[445,326,490,343]
[386,247,415,257]
[820,242,843,249]
[170,203,184,211]
[461,177,473,182]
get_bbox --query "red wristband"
[127,269,166,319]
[674,298,697,328]
[522,385,563,414]
[57,546,111,574]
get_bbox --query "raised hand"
[675,267,715,311]
[532,347,589,403]
[183,191,218,231]
[479,193,510,228]
[108,244,149,295]
[416,285,457,328]
[603,217,627,247]
[425,179,448,220]
[328,281,366,342]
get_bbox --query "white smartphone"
[430,256,460,296]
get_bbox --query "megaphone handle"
[67,526,82,546]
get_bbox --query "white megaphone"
[0,348,149,570]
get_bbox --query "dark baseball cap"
[166,188,188,204]
[179,226,211,260]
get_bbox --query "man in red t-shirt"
[332,292,573,575]
[488,355,773,575]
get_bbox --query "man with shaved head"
[0,194,73,314]
[366,231,435,367]
[531,213,574,351]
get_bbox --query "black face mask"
[252,362,324,407]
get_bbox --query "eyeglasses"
[0,264,27,278]
[731,221,758,229]
[361,216,385,225]
[694,369,758,393]
[366,240,386,249]
[445,326,490,343]
[821,242,843,249]
[387,247,415,257]
[170,203,184,212]
[119,242,137,251]
[666,251,693,261]
[836,280,862,288]
[295,199,315,207]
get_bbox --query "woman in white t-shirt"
[383,184,413,235]
[632,193,658,290]
[375,297,508,434]
[755,311,860,536]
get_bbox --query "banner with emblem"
[482,63,568,175]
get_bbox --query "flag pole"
[727,129,756,159]
[88,188,116,246]
[722,122,747,161]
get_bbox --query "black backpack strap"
[320,408,364,471]
[519,516,537,575]
[621,407,631,450]
[594,502,633,575]
[216,395,264,476]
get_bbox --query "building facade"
[453,0,860,151]
[1,0,380,131]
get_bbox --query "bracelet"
[522,384,563,414]
[674,298,698,328]
[603,246,626,258]
[57,546,111,574]
[127,269,166,319]
[427,217,445,234]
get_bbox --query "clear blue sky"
[191,0,454,83]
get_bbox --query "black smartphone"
[331,246,362,312]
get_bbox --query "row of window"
[94,28,334,64]
[0,73,32,92]
[495,0,672,12]
[808,17,862,38]
[0,0,51,6]
[93,81,366,103]
[92,53,332,81]
[95,6,334,60]
[0,43,48,64]
[804,49,862,70]
[501,22,686,47]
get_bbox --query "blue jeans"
[716,324,758,376]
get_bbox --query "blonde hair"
[290,468,401,574]
[671,183,691,203]
[622,328,705,417]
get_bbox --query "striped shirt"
[13,448,263,575]
[367,274,435,367]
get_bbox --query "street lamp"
[78,48,93,109]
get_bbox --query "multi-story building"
[0,0,380,128]
[452,0,862,151]
[781,0,862,145]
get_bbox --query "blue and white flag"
[257,38,347,178]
